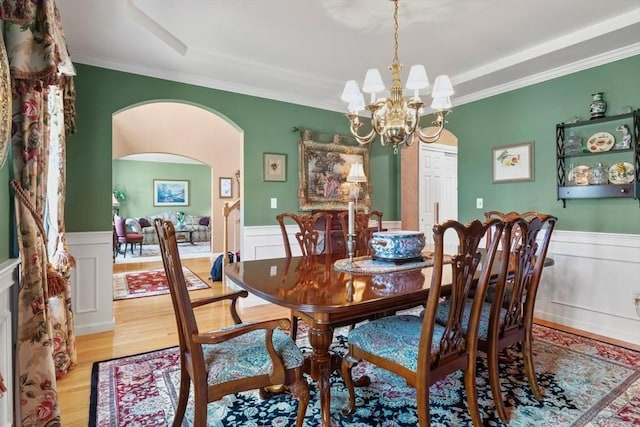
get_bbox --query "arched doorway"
[112,100,243,254]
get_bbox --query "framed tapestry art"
[154,180,190,206]
[298,140,371,211]
[492,141,534,183]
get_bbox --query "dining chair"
[277,211,333,339]
[340,218,505,426]
[438,211,557,422]
[276,211,332,258]
[337,210,383,256]
[481,212,556,422]
[154,219,309,427]
[113,214,143,257]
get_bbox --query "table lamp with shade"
[347,162,367,211]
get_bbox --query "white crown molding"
[454,42,640,108]
[72,38,640,114]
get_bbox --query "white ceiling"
[57,0,640,113]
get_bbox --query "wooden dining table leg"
[306,323,339,427]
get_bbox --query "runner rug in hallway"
[112,267,210,300]
[89,323,640,426]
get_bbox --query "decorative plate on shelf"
[570,165,591,186]
[587,132,615,152]
[608,162,635,184]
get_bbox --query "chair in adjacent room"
[154,219,309,427]
[337,210,383,257]
[276,211,332,339]
[340,218,505,426]
[113,214,143,257]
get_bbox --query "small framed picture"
[492,141,534,183]
[219,177,233,198]
[264,153,287,182]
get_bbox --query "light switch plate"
[270,198,277,209]
[476,198,483,209]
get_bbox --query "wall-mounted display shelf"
[556,109,640,207]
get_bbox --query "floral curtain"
[4,0,77,425]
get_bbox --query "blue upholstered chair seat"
[434,299,507,341]
[347,315,447,371]
[203,326,304,386]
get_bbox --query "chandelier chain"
[393,0,399,64]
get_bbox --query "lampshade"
[431,75,454,98]
[347,162,367,183]
[362,69,385,93]
[406,65,429,90]
[112,194,120,207]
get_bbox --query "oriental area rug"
[112,267,210,300]
[89,324,640,426]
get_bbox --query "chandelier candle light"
[341,0,454,154]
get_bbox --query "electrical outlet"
[476,198,483,209]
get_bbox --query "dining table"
[224,252,446,426]
[224,251,553,426]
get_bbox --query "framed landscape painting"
[153,179,190,206]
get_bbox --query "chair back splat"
[154,219,309,427]
[341,218,504,427]
[277,212,332,258]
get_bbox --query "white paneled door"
[418,143,458,247]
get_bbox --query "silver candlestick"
[347,232,356,266]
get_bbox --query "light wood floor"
[57,257,290,426]
[56,257,640,426]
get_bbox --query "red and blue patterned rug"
[112,267,210,300]
[90,324,640,426]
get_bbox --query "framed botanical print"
[264,153,286,182]
[492,141,534,183]
[219,177,233,198]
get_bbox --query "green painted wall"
[0,160,9,261]
[112,159,212,219]
[64,55,640,235]
[450,54,640,233]
[66,64,398,232]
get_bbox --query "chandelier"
[340,0,454,153]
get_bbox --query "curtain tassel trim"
[11,179,68,297]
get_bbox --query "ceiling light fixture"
[341,0,454,154]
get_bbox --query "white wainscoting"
[0,258,19,427]
[536,230,640,345]
[65,227,640,347]
[241,220,402,262]
[66,231,115,335]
